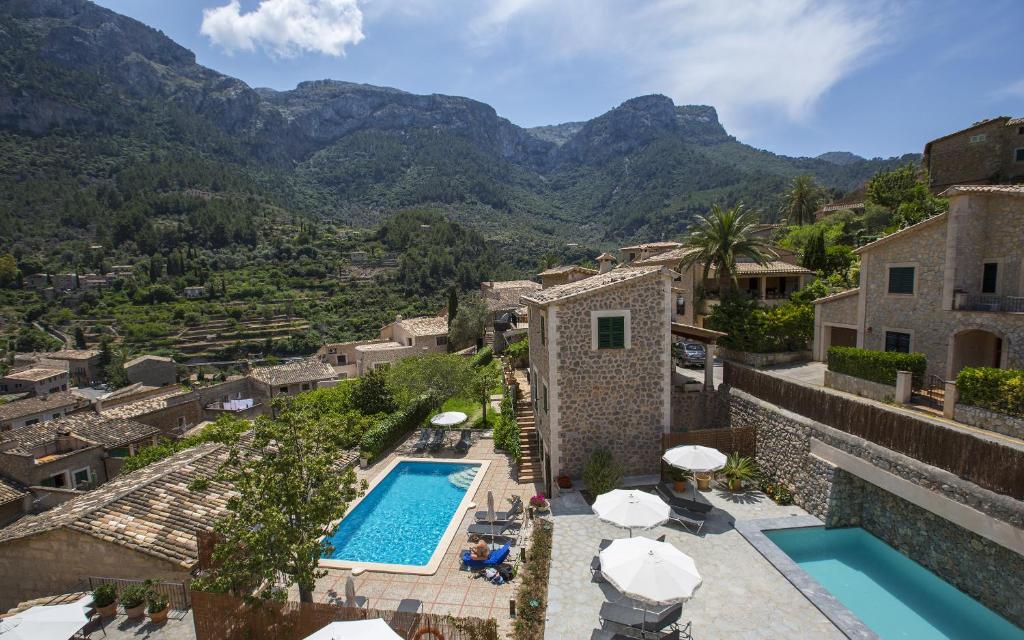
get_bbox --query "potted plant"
[147,592,170,624]
[120,584,150,620]
[557,475,572,489]
[91,583,118,619]
[529,493,549,513]
[695,472,712,491]
[668,467,692,493]
[359,450,370,469]
[721,453,757,492]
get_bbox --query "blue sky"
[93,0,1024,159]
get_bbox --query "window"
[542,384,548,413]
[1016,148,1024,162]
[969,133,987,143]
[885,331,912,353]
[301,383,311,391]
[676,297,686,316]
[25,418,39,426]
[177,416,186,428]
[109,447,130,458]
[52,413,61,420]
[887,266,915,294]
[1019,126,1024,135]
[436,336,448,347]
[73,468,91,489]
[44,472,68,489]
[279,386,288,394]
[539,315,546,345]
[982,263,998,294]
[597,316,626,349]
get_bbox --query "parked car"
[676,341,706,368]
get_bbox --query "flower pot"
[96,601,117,619]
[532,501,549,513]
[672,480,687,493]
[359,456,369,469]
[557,475,572,489]
[149,606,170,624]
[727,478,743,491]
[696,473,711,491]
[124,603,145,620]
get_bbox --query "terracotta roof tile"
[730,260,812,276]
[2,368,66,382]
[0,391,86,423]
[99,387,193,420]
[538,265,598,277]
[0,477,28,506]
[619,241,683,252]
[633,247,700,265]
[396,316,448,336]
[522,266,663,305]
[938,184,1024,197]
[251,359,336,386]
[0,414,159,453]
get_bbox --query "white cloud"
[465,0,891,128]
[200,0,365,58]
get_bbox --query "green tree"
[388,353,472,406]
[681,204,776,295]
[447,286,459,330]
[780,174,824,226]
[73,327,87,349]
[468,368,493,426]
[801,228,828,272]
[0,253,19,288]
[448,294,489,349]
[865,163,947,229]
[192,412,362,603]
[350,368,397,415]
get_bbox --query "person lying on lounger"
[469,535,490,561]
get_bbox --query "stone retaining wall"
[670,387,729,431]
[955,404,1024,440]
[823,369,896,403]
[718,347,812,369]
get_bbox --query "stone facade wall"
[670,387,729,431]
[0,445,108,488]
[926,119,1022,189]
[823,369,896,403]
[0,528,189,611]
[954,403,1024,440]
[356,344,418,376]
[717,347,812,368]
[527,306,551,460]
[553,275,670,478]
[133,401,202,438]
[0,498,26,527]
[817,290,859,325]
[125,360,176,387]
[672,265,698,325]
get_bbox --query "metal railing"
[954,294,1024,313]
[88,576,191,610]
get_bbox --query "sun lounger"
[461,542,511,569]
[666,508,704,535]
[656,484,712,514]
[466,521,519,539]
[474,496,523,523]
[600,601,687,639]
[427,428,446,451]
[412,427,431,452]
[454,429,472,453]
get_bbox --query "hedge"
[827,346,926,386]
[470,346,494,368]
[359,392,438,458]
[957,367,1024,418]
[493,393,521,461]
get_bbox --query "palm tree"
[780,174,824,226]
[681,203,777,295]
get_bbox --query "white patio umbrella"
[0,595,91,640]
[430,411,468,428]
[599,537,702,633]
[662,445,727,499]
[592,489,670,537]
[303,618,402,640]
[486,490,496,522]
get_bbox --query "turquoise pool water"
[322,461,479,566]
[765,527,1024,640]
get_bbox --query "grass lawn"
[438,394,499,429]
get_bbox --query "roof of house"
[728,261,813,276]
[483,280,541,291]
[596,252,616,261]
[938,184,1024,198]
[123,355,174,369]
[854,213,948,255]
[923,116,1013,150]
[2,367,67,383]
[0,413,159,453]
[538,265,598,277]
[0,477,28,506]
[251,358,336,386]
[483,281,542,312]
[0,391,84,423]
[619,241,683,252]
[812,288,861,305]
[99,386,193,420]
[522,266,664,306]
[46,349,101,361]
[817,202,865,214]
[396,316,448,336]
[634,247,700,266]
[355,341,410,353]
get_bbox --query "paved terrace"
[301,428,542,636]
[545,486,844,640]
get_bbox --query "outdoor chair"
[600,601,686,639]
[454,429,473,453]
[412,427,431,452]
[461,542,511,569]
[656,484,713,514]
[474,496,523,523]
[666,508,704,535]
[427,428,446,451]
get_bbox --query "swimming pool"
[321,458,486,573]
[765,526,1024,639]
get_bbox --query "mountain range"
[0,0,918,249]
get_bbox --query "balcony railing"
[954,293,1024,313]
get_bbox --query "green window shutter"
[543,384,548,412]
[539,316,545,345]
[888,267,915,294]
[597,316,626,349]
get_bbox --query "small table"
[430,411,468,428]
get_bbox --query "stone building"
[317,339,388,378]
[0,367,68,397]
[317,315,450,378]
[537,266,597,289]
[97,385,201,437]
[923,116,1024,192]
[813,184,1024,379]
[250,358,336,399]
[45,349,102,387]
[123,354,177,387]
[0,478,30,527]
[0,391,88,431]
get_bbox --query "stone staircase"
[516,395,542,484]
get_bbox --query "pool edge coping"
[319,456,491,576]
[735,516,879,640]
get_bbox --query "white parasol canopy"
[0,595,91,640]
[303,618,402,640]
[662,445,726,473]
[592,489,670,535]
[599,537,702,606]
[430,411,468,427]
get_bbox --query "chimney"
[395,314,403,323]
[597,252,616,274]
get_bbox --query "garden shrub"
[827,346,926,386]
[504,336,529,367]
[707,293,814,353]
[513,520,553,640]
[493,393,521,461]
[359,392,437,459]
[582,448,622,495]
[470,346,494,368]
[957,367,1024,418]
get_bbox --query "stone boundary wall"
[670,387,730,431]
[823,369,895,403]
[718,347,812,369]
[955,404,1024,440]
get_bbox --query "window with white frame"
[72,467,91,489]
[591,310,631,350]
[887,266,915,295]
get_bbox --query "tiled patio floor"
[86,611,196,639]
[544,485,845,640]
[306,428,542,635]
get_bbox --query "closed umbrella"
[662,445,727,498]
[303,618,402,640]
[592,489,670,537]
[486,490,495,522]
[344,575,360,608]
[0,595,91,640]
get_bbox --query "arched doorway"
[950,329,1005,378]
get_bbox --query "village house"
[317,315,450,378]
[123,354,177,387]
[923,116,1024,192]
[537,266,597,289]
[0,391,88,431]
[183,285,205,299]
[317,339,387,378]
[50,274,77,291]
[481,279,541,319]
[812,184,1024,380]
[250,358,336,399]
[23,273,48,289]
[44,349,102,387]
[97,384,201,437]
[0,367,69,397]
[0,478,29,527]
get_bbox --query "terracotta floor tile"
[434,586,468,605]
